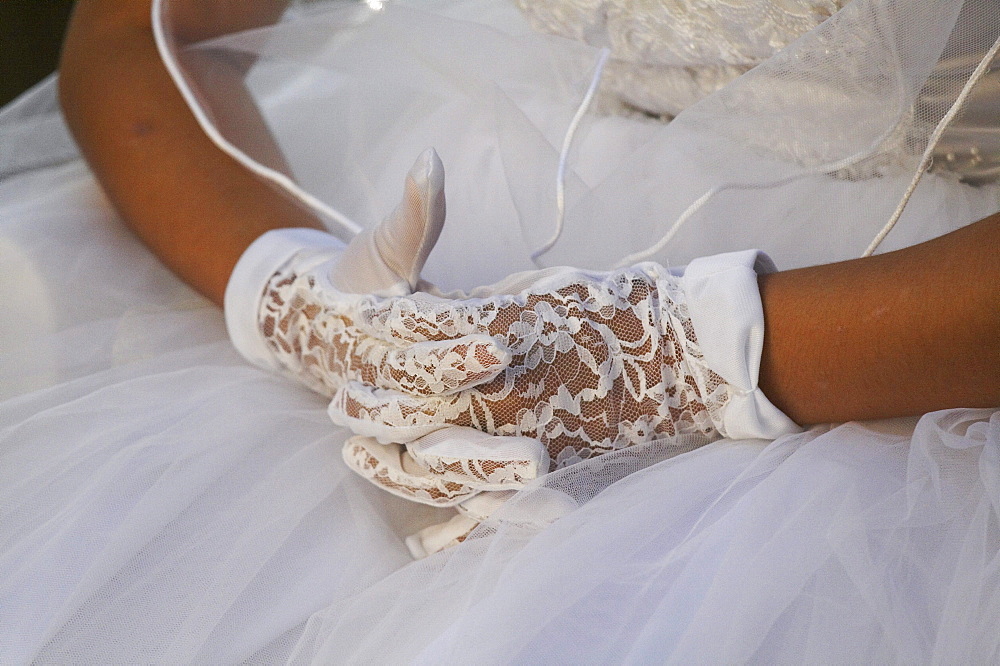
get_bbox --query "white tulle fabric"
[2,0,1000,662]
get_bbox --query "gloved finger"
[355,334,509,396]
[330,380,465,443]
[407,492,516,558]
[404,491,513,559]
[341,435,479,507]
[287,301,509,396]
[405,426,548,489]
[331,148,446,296]
[406,487,578,559]
[350,291,510,345]
[455,489,518,521]
[343,426,541,512]
[405,512,480,559]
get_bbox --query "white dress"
[2,0,999,663]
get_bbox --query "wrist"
[224,227,345,371]
[680,250,802,440]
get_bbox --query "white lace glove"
[331,245,802,556]
[227,150,800,557]
[225,151,550,555]
[330,251,801,460]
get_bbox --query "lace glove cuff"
[682,249,802,440]
[225,228,345,373]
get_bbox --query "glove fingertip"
[341,434,479,507]
[330,381,449,443]
[438,335,511,394]
[406,512,480,559]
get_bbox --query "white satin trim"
[682,249,802,440]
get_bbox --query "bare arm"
[759,214,1000,424]
[59,0,322,306]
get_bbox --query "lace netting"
[259,253,731,469]
[258,270,508,399]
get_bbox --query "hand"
[331,260,729,557]
[330,261,728,467]
[230,150,510,402]
[230,150,553,556]
[231,151,795,557]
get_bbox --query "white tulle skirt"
[3,2,1000,662]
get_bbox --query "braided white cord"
[862,35,1000,257]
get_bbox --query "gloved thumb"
[331,148,445,295]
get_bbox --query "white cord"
[613,125,909,268]
[150,0,362,241]
[619,37,1000,268]
[862,34,1000,257]
[613,187,717,268]
[531,48,612,266]
[615,108,914,267]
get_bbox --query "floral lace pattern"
[258,256,731,470]
[341,439,479,505]
[257,270,508,399]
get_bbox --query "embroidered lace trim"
[514,0,849,117]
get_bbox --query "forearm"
[759,214,1000,424]
[59,0,321,306]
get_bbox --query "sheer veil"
[154,0,1000,284]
